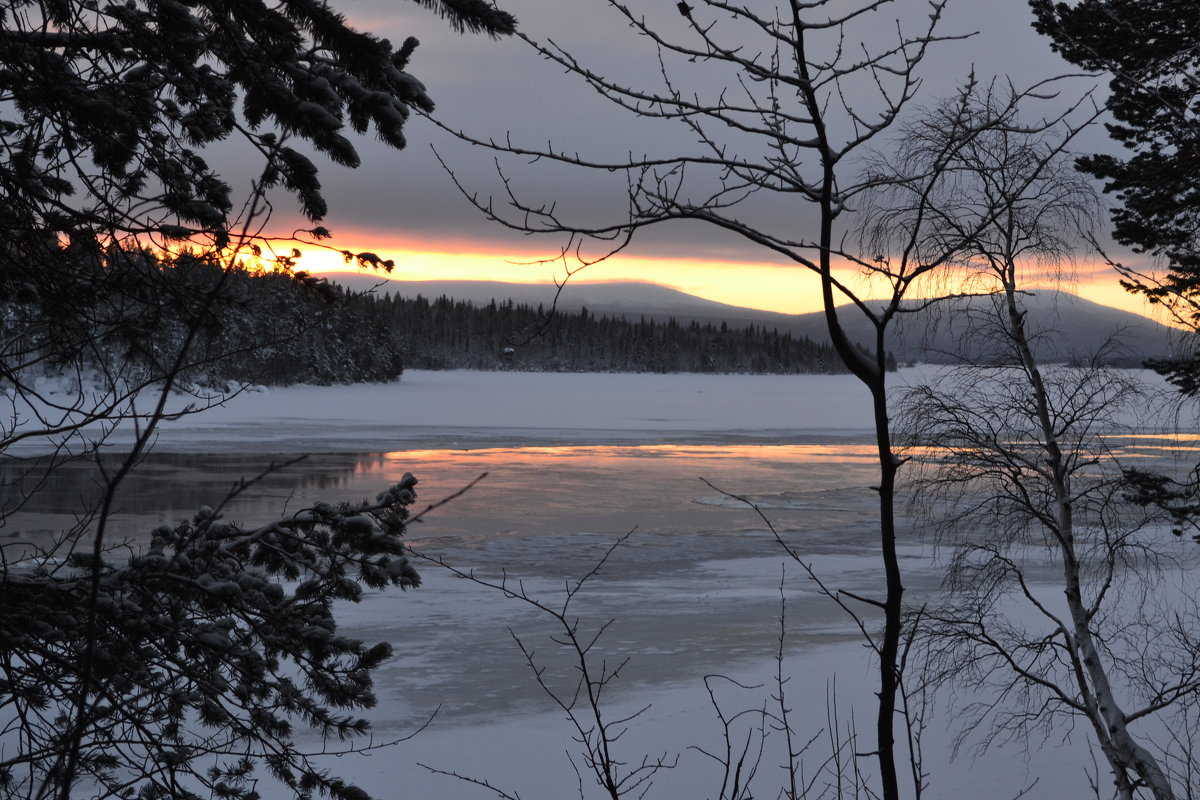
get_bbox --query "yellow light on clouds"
[303,242,874,313]
[296,237,1173,324]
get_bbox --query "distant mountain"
[325,275,1179,366]
[327,277,743,317]
[803,291,1179,366]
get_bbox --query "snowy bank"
[5,370,877,456]
[5,366,1192,457]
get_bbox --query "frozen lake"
[5,369,1200,798]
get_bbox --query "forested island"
[6,257,880,386]
[383,292,890,375]
[216,272,889,383]
[4,253,881,387]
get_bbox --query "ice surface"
[7,366,1194,456]
[7,368,1199,798]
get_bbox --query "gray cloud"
[285,0,1114,264]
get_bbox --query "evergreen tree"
[0,0,515,248]
[385,293,863,374]
[1032,0,1200,553]
[0,3,515,799]
[0,477,423,800]
[0,0,517,416]
[1031,0,1200,388]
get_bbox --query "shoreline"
[5,366,1192,458]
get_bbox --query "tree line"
[380,292,890,374]
[5,255,885,389]
[1,249,405,389]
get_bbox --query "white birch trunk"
[1003,281,1175,800]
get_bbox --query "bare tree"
[415,542,877,800]
[881,92,1200,799]
[415,535,679,800]
[432,4,1098,792]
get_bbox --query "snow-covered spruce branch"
[0,475,422,800]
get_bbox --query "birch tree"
[884,93,1200,799]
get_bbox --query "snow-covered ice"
[9,366,1191,457]
[156,369,881,453]
[6,368,1200,799]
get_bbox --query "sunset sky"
[269,0,1166,321]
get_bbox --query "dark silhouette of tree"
[1030,0,1200,388]
[0,0,514,248]
[0,2,515,799]
[1031,1,1200,549]
[428,3,1082,795]
[381,292,870,374]
[1,0,515,459]
[0,476,424,800]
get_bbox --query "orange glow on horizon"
[288,233,1176,325]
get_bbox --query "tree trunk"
[1002,284,1175,800]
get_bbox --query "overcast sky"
[272,0,1148,316]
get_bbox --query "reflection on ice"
[379,442,885,462]
[7,432,1200,800]
[325,436,1200,800]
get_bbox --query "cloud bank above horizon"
[267,0,1161,320]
